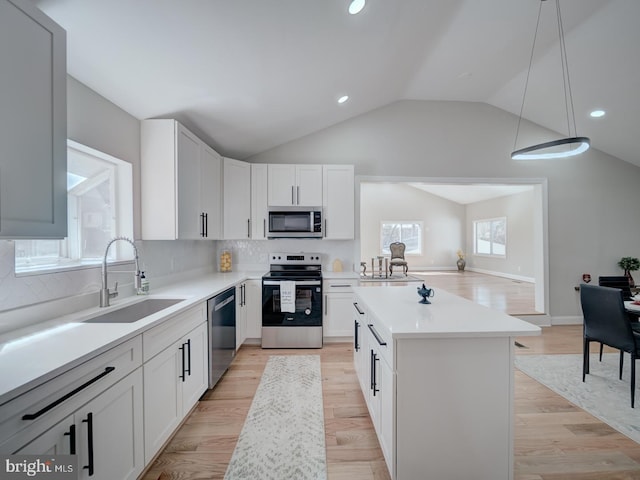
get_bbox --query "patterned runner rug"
[515,353,640,443]
[224,355,327,480]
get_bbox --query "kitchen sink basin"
[84,298,184,324]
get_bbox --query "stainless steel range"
[262,252,323,348]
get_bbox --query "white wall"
[249,100,640,319]
[360,183,465,269]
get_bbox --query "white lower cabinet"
[355,304,395,479]
[74,370,144,480]
[0,337,144,480]
[324,279,358,337]
[143,320,208,463]
[352,301,368,393]
[245,280,262,340]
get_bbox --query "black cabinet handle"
[22,367,115,421]
[372,353,380,396]
[185,339,192,376]
[354,320,360,351]
[82,413,94,476]
[200,212,205,237]
[204,213,208,237]
[179,344,186,381]
[370,349,375,392]
[64,424,76,455]
[263,219,266,238]
[353,302,364,315]
[368,324,387,346]
[247,219,251,238]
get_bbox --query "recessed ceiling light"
[338,95,349,104]
[348,0,365,15]
[590,110,606,118]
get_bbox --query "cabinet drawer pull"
[82,412,94,476]
[64,424,76,455]
[353,302,364,315]
[354,320,360,351]
[330,284,351,288]
[367,324,387,346]
[22,367,116,421]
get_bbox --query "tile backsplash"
[0,239,217,313]
[215,239,356,272]
[0,238,355,313]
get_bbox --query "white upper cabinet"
[141,119,221,240]
[323,165,354,239]
[250,164,268,240]
[200,144,222,239]
[0,0,67,239]
[267,164,322,206]
[223,158,251,240]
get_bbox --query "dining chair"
[580,283,640,408]
[388,242,408,276]
[597,275,640,360]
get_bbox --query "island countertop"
[352,284,541,339]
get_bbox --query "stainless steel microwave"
[267,206,322,238]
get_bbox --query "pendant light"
[511,0,590,160]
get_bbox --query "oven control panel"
[270,253,322,265]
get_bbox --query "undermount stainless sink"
[84,298,184,324]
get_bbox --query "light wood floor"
[140,274,640,480]
[140,328,640,480]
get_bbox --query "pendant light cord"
[513,1,544,152]
[556,0,578,138]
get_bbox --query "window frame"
[379,220,423,256]
[14,140,134,275]
[473,217,507,258]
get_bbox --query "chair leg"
[583,338,589,381]
[632,353,636,408]
[620,350,624,380]
[599,343,603,361]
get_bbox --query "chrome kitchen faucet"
[100,236,142,307]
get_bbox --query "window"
[15,140,134,273]
[473,217,506,257]
[380,221,423,255]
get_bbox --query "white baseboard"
[467,267,535,284]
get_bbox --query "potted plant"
[618,256,640,287]
[456,249,466,271]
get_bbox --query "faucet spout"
[100,236,141,307]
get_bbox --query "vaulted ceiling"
[35,0,640,167]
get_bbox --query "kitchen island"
[352,285,540,480]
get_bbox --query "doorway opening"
[355,177,548,321]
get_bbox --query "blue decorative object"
[417,283,435,304]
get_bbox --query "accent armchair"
[388,242,408,276]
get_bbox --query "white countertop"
[0,271,263,406]
[353,285,541,339]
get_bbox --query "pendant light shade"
[511,0,590,160]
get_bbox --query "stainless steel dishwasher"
[208,287,236,388]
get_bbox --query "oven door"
[262,279,322,326]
